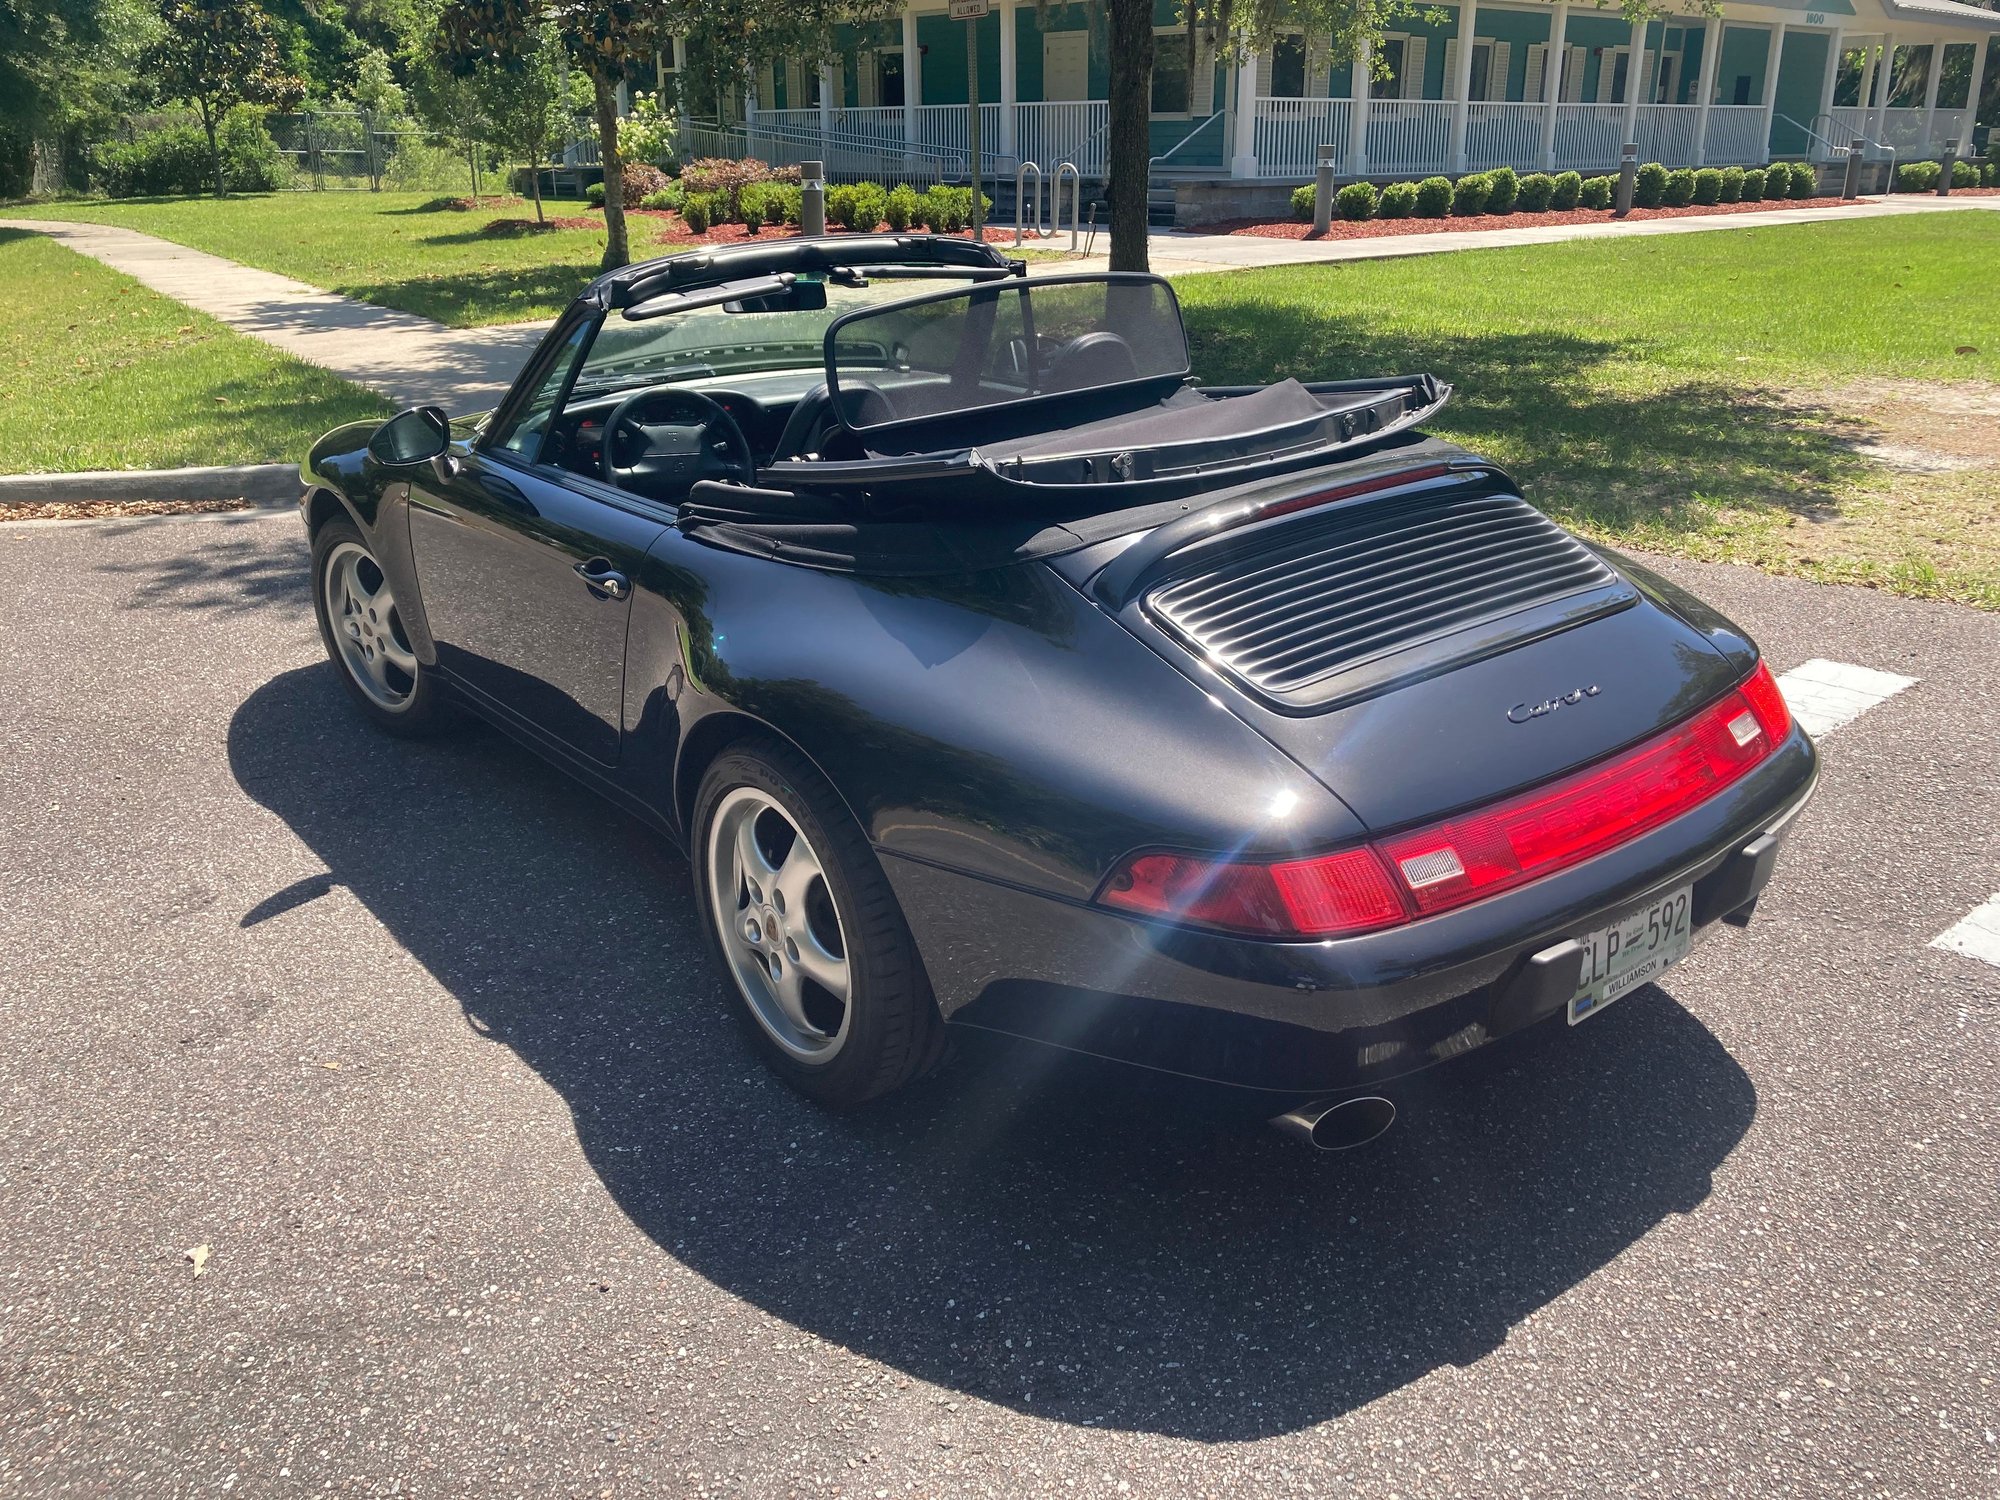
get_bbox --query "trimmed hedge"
[1952,160,1976,188]
[1634,161,1668,208]
[1718,166,1744,203]
[1378,180,1418,217]
[884,183,922,231]
[1484,165,1519,215]
[1740,167,1766,201]
[1414,175,1454,217]
[1451,171,1491,216]
[681,193,713,233]
[1290,183,1316,220]
[1551,170,1582,210]
[1895,159,1941,192]
[1336,180,1378,220]
[1516,172,1554,212]
[1786,161,1816,199]
[1578,174,1614,210]
[1692,167,1723,205]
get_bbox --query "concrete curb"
[0,462,301,506]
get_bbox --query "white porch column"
[997,0,1018,157]
[1855,37,1879,138]
[902,6,922,146]
[1620,18,1647,146]
[1539,0,1569,170]
[1919,40,1943,149]
[1347,39,1372,177]
[672,36,689,128]
[1867,34,1896,147]
[1692,16,1721,164]
[1758,23,1787,159]
[819,64,835,142]
[1448,0,1480,173]
[1816,28,1843,147]
[1230,50,1263,178]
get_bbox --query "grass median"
[1179,213,2000,608]
[0,229,387,474]
[2,191,682,328]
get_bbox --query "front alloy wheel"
[310,516,453,737]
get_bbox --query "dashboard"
[544,367,830,479]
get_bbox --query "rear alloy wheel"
[310,517,453,736]
[694,741,945,1106]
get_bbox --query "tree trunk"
[201,101,224,198]
[1105,0,1154,272]
[593,71,629,271]
[530,153,545,224]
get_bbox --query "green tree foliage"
[143,0,305,195]
[482,21,566,221]
[0,0,158,190]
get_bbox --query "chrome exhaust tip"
[1270,1095,1397,1152]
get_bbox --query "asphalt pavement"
[1,510,1995,1498]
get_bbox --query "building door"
[1043,31,1089,101]
[876,50,906,108]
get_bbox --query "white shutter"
[1441,38,1459,99]
[1565,47,1587,102]
[1403,36,1429,98]
[1525,44,1546,104]
[1489,41,1511,100]
[1191,37,1214,114]
[1307,38,1332,96]
[1256,49,1272,97]
[858,54,878,108]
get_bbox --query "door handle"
[575,559,630,600]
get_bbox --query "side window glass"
[492,318,592,463]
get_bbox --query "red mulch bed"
[1215,194,1887,240]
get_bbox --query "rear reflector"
[1097,661,1791,938]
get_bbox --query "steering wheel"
[600,385,756,493]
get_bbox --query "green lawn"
[3,191,684,328]
[0,229,387,474]
[1179,214,2000,608]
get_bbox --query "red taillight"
[1100,847,1409,938]
[1098,664,1790,938]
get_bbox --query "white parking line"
[1776,659,1918,738]
[1932,895,2000,969]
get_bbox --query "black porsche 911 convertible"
[301,233,1815,1148]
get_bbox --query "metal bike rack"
[1051,161,1082,251]
[1013,160,1045,245]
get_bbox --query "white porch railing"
[1014,101,1108,175]
[1633,104,1699,167]
[1702,105,1768,165]
[1464,102,1545,172]
[912,103,1004,159]
[1550,103,1628,172]
[1365,99,1453,177]
[1251,98,1351,178]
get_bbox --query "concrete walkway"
[7,194,1995,415]
[0,218,549,412]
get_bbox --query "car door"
[404,453,667,767]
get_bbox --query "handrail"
[1779,112,1850,163]
[1147,110,1227,172]
[1805,110,1896,186]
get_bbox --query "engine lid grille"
[1144,488,1632,709]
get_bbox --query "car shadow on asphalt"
[230,664,1757,1443]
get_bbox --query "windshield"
[826,275,1188,432]
[572,276,932,398]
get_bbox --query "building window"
[1372,37,1406,98]
[1153,34,1192,113]
[1272,34,1306,97]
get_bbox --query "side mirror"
[368,406,452,467]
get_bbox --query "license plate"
[1568,884,1693,1025]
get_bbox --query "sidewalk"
[0,218,548,412]
[7,194,1994,414]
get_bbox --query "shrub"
[1450,172,1491,216]
[1952,159,1977,188]
[1484,165,1520,215]
[918,184,988,232]
[1515,172,1554,213]
[1413,175,1454,217]
[1378,180,1418,217]
[618,162,669,207]
[1661,167,1696,207]
[681,192,712,233]
[679,156,774,217]
[1692,167,1723,205]
[1634,161,1668,208]
[1739,167,1765,201]
[1893,159,1939,192]
[740,179,799,226]
[883,183,921,231]
[1578,174,1615,210]
[1551,170,1582,210]
[1982,162,1996,187]
[585,181,606,206]
[1787,161,1816,199]
[1335,180,1378,221]
[826,181,888,230]
[1719,165,1744,202]
[739,196,766,233]
[1290,183,1316,221]
[93,108,291,196]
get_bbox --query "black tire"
[309,516,456,738]
[692,737,946,1107]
